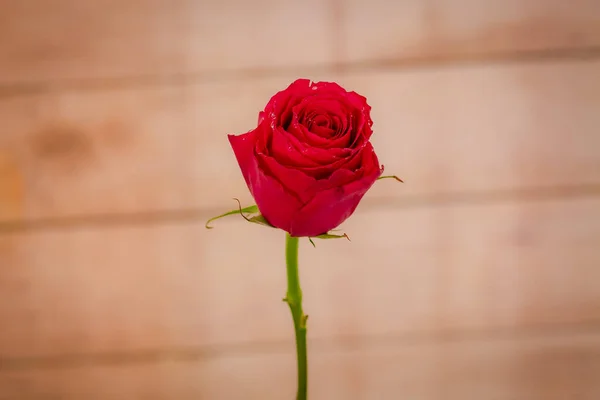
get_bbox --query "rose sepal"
[205,199,275,230]
[307,232,350,248]
[206,199,354,246]
[377,174,404,182]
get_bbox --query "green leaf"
[377,175,403,182]
[205,201,259,229]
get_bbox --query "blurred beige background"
[1,0,600,399]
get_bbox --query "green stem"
[284,233,307,400]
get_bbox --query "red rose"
[228,79,383,237]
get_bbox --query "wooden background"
[1,0,600,398]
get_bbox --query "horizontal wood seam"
[1,184,599,234]
[0,46,599,99]
[1,319,599,372]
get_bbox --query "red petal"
[257,153,316,204]
[228,128,303,233]
[228,129,259,193]
[288,165,382,237]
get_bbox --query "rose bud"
[228,79,383,237]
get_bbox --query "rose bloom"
[228,79,383,237]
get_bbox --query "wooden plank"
[1,60,599,223]
[0,74,333,223]
[339,59,600,200]
[339,0,600,64]
[0,0,335,85]
[0,198,598,358]
[2,1,600,86]
[1,331,599,399]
